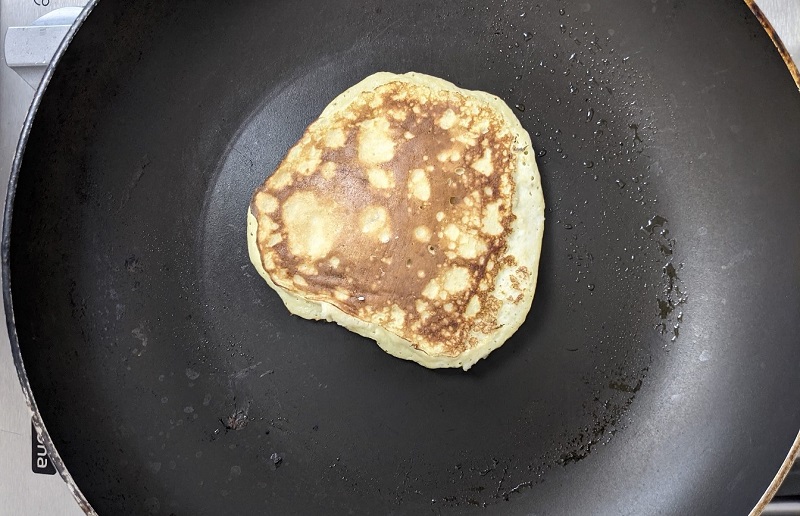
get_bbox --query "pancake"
[247,71,545,370]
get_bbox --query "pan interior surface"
[5,1,800,515]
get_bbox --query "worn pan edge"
[750,433,800,515]
[743,0,800,90]
[0,1,100,514]
[741,6,800,513]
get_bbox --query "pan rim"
[750,432,800,514]
[0,1,797,514]
[742,5,800,508]
[744,0,800,91]
[1,0,99,514]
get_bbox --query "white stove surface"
[0,2,796,515]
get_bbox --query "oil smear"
[642,215,686,342]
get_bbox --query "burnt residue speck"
[608,378,642,393]
[220,402,250,431]
[124,255,142,273]
[269,452,284,470]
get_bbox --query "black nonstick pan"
[5,1,800,514]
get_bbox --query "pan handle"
[3,7,82,88]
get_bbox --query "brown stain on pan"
[744,0,800,90]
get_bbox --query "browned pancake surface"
[251,79,527,357]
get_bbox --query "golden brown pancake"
[247,71,544,370]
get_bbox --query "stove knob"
[4,6,84,88]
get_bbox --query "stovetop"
[0,2,797,515]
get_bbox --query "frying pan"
[4,0,800,514]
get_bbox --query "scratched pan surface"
[4,0,800,514]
